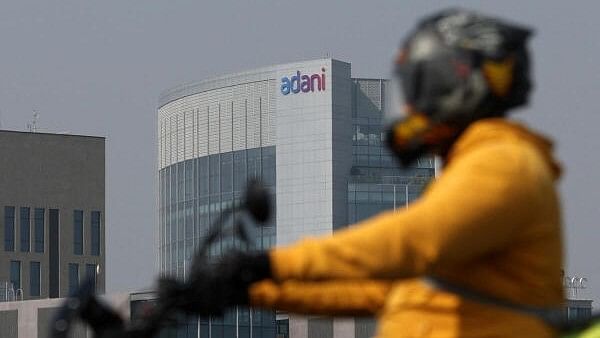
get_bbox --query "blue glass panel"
[209,155,220,195]
[247,148,261,180]
[91,211,101,256]
[68,263,79,296]
[261,147,276,187]
[233,150,247,192]
[185,160,194,201]
[177,162,185,201]
[30,262,40,297]
[198,157,209,197]
[73,210,83,255]
[211,323,223,338]
[86,264,97,293]
[220,153,233,193]
[10,260,20,290]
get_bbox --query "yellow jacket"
[250,119,564,338]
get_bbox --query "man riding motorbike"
[166,8,564,338]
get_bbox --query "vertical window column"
[48,209,60,298]
[91,211,101,256]
[85,264,97,293]
[10,260,21,291]
[34,208,45,253]
[73,210,83,255]
[30,262,40,297]
[68,263,79,296]
[4,206,15,251]
[208,155,221,257]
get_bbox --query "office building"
[0,292,127,338]
[0,131,105,302]
[157,58,435,338]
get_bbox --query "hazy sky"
[1,1,599,301]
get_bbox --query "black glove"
[159,251,271,316]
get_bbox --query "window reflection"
[349,79,435,225]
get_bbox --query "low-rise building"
[0,130,106,301]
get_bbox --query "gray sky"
[1,1,599,301]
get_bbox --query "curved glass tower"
[157,58,434,338]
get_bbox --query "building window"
[277,319,289,338]
[20,207,30,252]
[209,154,221,196]
[73,210,84,255]
[4,206,15,251]
[261,147,276,187]
[34,208,45,253]
[49,209,60,298]
[220,153,233,193]
[233,150,247,192]
[30,261,41,297]
[91,211,101,256]
[68,263,79,296]
[247,148,261,180]
[86,264,97,293]
[10,260,21,290]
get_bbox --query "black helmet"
[387,8,533,166]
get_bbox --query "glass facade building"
[348,79,433,225]
[158,59,435,338]
[159,147,276,278]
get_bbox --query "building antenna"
[27,109,40,132]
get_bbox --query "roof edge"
[0,129,105,140]
[158,57,347,109]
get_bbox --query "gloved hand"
[158,251,272,316]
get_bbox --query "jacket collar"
[445,118,561,178]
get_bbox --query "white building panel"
[232,97,247,151]
[220,102,233,153]
[197,107,209,157]
[275,59,335,245]
[208,102,220,154]
[184,110,194,161]
[261,80,276,147]
[246,94,261,149]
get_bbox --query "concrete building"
[0,292,129,338]
[157,58,435,338]
[0,131,105,302]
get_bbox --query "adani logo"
[280,68,326,95]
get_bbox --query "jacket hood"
[447,118,562,179]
